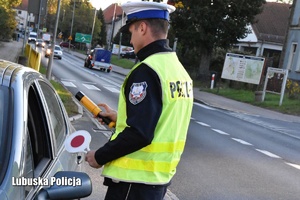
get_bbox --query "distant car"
[59,42,75,49]
[120,50,136,59]
[0,59,92,199]
[84,48,112,72]
[45,45,63,59]
[28,31,37,43]
[36,39,45,48]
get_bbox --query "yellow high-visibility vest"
[102,52,193,184]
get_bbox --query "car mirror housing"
[35,171,92,200]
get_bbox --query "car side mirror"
[35,171,92,200]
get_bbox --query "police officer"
[85,1,193,200]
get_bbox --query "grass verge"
[111,55,135,69]
[200,86,300,116]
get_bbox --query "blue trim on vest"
[127,10,169,21]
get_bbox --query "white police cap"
[120,1,176,33]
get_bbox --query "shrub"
[286,79,300,99]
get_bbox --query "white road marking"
[82,84,101,91]
[196,121,210,127]
[211,129,230,135]
[61,81,77,88]
[255,149,281,159]
[103,86,120,93]
[61,79,76,82]
[82,81,96,85]
[193,102,216,110]
[231,138,253,146]
[100,77,122,87]
[285,162,300,170]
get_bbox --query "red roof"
[103,3,123,23]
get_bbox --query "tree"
[45,0,102,47]
[0,0,22,40]
[169,0,266,79]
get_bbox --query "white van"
[28,32,37,43]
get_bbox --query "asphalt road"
[37,47,300,200]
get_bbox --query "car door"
[36,80,80,172]
[23,79,79,199]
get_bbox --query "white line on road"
[231,138,253,146]
[255,149,281,159]
[103,86,120,93]
[82,84,101,91]
[61,79,76,82]
[211,129,230,135]
[100,77,122,87]
[285,162,300,170]
[61,81,77,88]
[196,121,211,127]
[193,102,216,110]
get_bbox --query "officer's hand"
[85,150,102,169]
[97,103,117,124]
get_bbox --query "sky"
[91,0,292,11]
[89,0,169,10]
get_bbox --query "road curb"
[69,96,83,122]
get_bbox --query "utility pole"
[118,11,124,59]
[90,8,97,48]
[46,0,62,80]
[109,3,117,51]
[69,0,76,51]
[37,0,43,37]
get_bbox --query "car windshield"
[55,46,61,51]
[0,86,13,184]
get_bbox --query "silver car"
[45,45,63,59]
[0,59,91,199]
[36,39,45,48]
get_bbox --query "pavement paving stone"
[0,39,25,63]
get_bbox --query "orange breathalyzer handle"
[75,91,116,128]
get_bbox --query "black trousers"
[104,182,168,200]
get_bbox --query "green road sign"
[75,33,91,43]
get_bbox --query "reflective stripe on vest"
[102,52,193,184]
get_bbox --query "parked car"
[120,50,136,59]
[84,48,112,72]
[36,39,45,48]
[0,59,92,199]
[60,41,75,49]
[45,45,63,59]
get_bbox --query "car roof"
[0,59,40,86]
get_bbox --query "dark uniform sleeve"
[95,64,162,165]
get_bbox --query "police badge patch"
[129,82,148,105]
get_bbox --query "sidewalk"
[0,39,24,63]
[1,40,300,123]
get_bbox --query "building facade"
[281,0,300,81]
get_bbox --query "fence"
[20,44,41,71]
